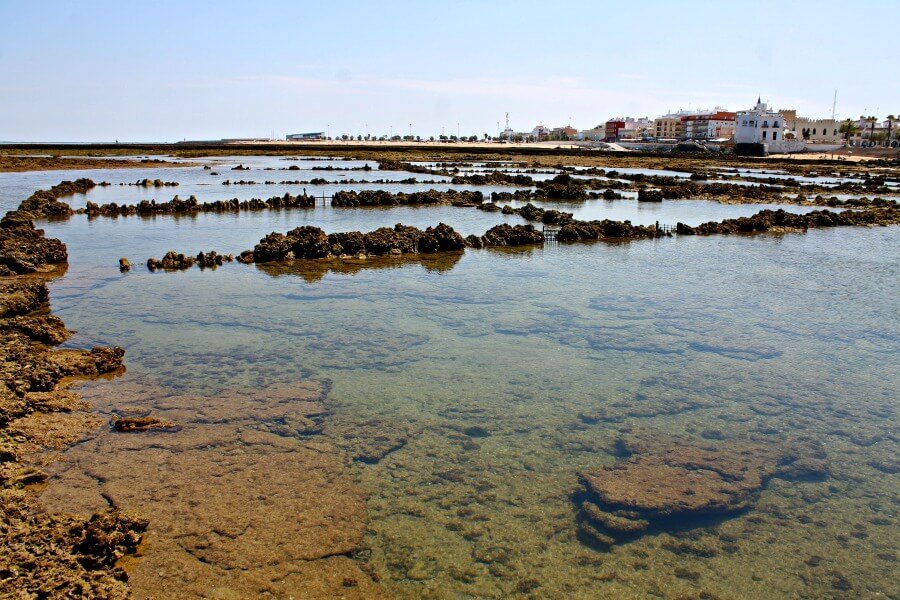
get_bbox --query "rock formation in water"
[0,213,68,275]
[469,223,545,248]
[122,178,178,187]
[557,219,663,242]
[576,433,828,548]
[676,207,900,235]
[637,188,664,202]
[195,250,234,268]
[84,192,316,217]
[249,222,466,263]
[331,189,483,207]
[17,178,96,218]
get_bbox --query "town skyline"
[2,0,898,142]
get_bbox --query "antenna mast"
[505,112,510,130]
[831,89,837,121]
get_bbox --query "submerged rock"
[113,416,179,433]
[576,433,828,548]
[40,380,387,599]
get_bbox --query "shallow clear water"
[5,157,898,598]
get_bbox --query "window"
[834,129,838,136]
[763,120,769,127]
[813,128,817,135]
[773,132,778,140]
[763,131,767,140]
[774,121,780,128]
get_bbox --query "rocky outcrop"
[0,213,68,275]
[251,223,466,262]
[84,192,316,218]
[1,499,148,598]
[676,207,900,236]
[147,251,194,271]
[122,178,178,187]
[196,250,234,268]
[534,173,589,200]
[577,433,828,548]
[0,184,141,597]
[17,178,96,218]
[331,189,483,207]
[510,203,573,225]
[473,224,544,247]
[557,219,662,242]
[450,171,535,186]
[637,188,664,202]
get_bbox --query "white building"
[619,117,654,140]
[574,126,606,141]
[531,124,551,141]
[734,98,805,153]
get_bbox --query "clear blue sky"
[1,0,896,142]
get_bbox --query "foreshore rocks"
[331,189,483,207]
[18,178,96,218]
[557,219,663,242]
[122,178,178,187]
[249,222,466,263]
[511,202,573,225]
[576,433,828,548]
[467,224,544,248]
[0,214,68,276]
[146,250,234,271]
[84,192,316,217]
[676,207,900,235]
[637,189,664,202]
[534,173,589,200]
[1,181,144,597]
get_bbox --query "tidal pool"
[5,160,898,598]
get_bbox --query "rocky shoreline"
[1,190,146,596]
[1,182,388,597]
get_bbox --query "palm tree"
[886,115,896,147]
[839,119,858,142]
[867,116,878,144]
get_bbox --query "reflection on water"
[256,252,464,283]
[9,157,899,598]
